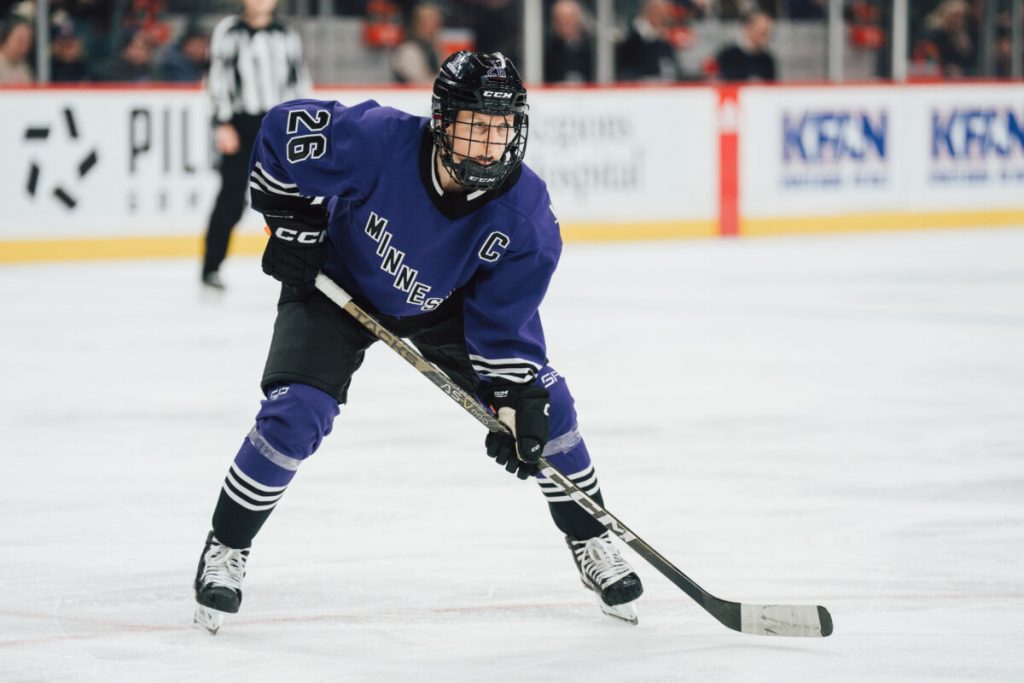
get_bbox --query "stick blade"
[739,604,833,637]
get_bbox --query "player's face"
[448,111,514,167]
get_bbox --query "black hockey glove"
[261,209,328,292]
[482,383,550,480]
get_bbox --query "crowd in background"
[0,0,209,83]
[910,0,1018,78]
[1,0,1021,86]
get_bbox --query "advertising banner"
[739,83,1024,230]
[230,87,716,225]
[523,89,717,223]
[1,90,222,239]
[4,83,1019,255]
[909,85,1024,208]
[0,87,716,244]
[353,87,718,227]
[739,86,904,218]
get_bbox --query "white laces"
[572,533,633,589]
[202,540,249,592]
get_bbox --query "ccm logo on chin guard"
[274,227,326,244]
[482,90,514,99]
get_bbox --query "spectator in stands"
[992,7,1023,79]
[787,0,825,21]
[50,17,89,82]
[924,0,976,79]
[91,28,154,82]
[58,1,116,67]
[675,0,709,21]
[616,0,681,82]
[714,10,776,82]
[544,0,593,84]
[993,26,1008,78]
[159,23,209,82]
[715,0,758,21]
[335,0,370,15]
[2,0,34,23]
[391,2,442,84]
[452,0,521,66]
[0,16,33,84]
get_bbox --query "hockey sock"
[547,494,609,540]
[533,413,609,540]
[539,463,608,540]
[211,384,339,548]
[211,446,291,549]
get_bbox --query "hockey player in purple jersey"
[193,51,643,633]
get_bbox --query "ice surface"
[1,228,1023,681]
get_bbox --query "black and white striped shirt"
[208,16,312,123]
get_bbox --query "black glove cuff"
[482,382,550,466]
[482,382,549,410]
[262,209,328,291]
[264,211,328,248]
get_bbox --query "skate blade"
[194,604,226,634]
[598,596,639,625]
[199,289,226,304]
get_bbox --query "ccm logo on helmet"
[482,90,514,99]
[274,227,326,244]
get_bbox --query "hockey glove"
[483,383,550,480]
[262,209,328,292]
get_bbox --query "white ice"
[1,228,1023,682]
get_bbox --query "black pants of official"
[203,114,264,278]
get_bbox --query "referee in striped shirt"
[202,0,312,291]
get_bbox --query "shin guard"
[534,368,608,540]
[212,384,339,548]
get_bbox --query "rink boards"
[1,83,1023,262]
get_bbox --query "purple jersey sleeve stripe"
[469,354,541,383]
[253,161,299,190]
[468,354,542,369]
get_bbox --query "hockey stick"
[314,272,833,638]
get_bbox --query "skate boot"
[566,532,644,625]
[201,271,226,291]
[193,531,249,634]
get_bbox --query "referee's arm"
[208,17,237,124]
[287,27,313,98]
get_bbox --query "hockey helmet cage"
[431,51,529,190]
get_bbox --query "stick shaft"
[314,274,712,609]
[313,272,831,637]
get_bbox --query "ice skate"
[193,531,249,634]
[566,532,644,625]
[201,271,226,291]
[199,271,227,303]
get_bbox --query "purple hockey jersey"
[248,98,561,385]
